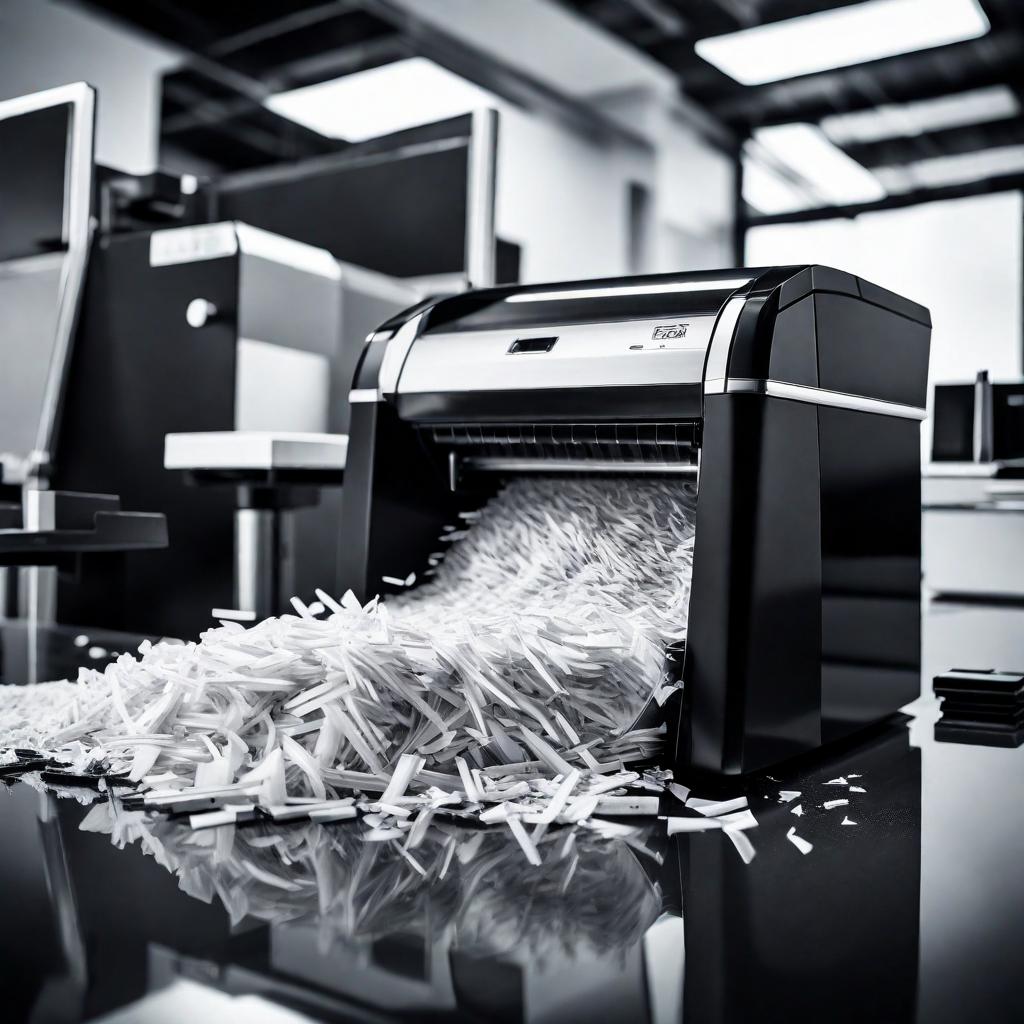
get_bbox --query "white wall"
[495,104,653,282]
[0,0,179,173]
[597,88,737,275]
[496,90,736,283]
[651,117,735,272]
[746,191,1023,454]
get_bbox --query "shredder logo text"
[652,323,689,340]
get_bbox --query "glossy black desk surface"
[0,602,1022,1024]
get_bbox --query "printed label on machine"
[150,223,239,267]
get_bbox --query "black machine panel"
[53,233,239,637]
[818,406,923,739]
[813,292,930,409]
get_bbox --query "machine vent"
[426,421,699,464]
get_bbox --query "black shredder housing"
[338,266,931,776]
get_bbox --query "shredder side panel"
[337,400,465,603]
[818,405,923,740]
[682,393,823,775]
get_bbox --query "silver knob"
[186,298,218,328]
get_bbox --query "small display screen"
[0,102,70,262]
[993,384,1024,461]
[931,384,974,461]
[0,100,74,471]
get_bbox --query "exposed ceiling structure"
[564,0,1024,220]
[68,1,408,171]
[68,0,1024,221]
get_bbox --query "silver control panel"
[395,314,722,394]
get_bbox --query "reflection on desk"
[0,709,992,1024]
[0,620,152,687]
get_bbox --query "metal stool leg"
[235,507,296,620]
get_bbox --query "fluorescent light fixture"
[265,57,494,142]
[876,145,1024,193]
[507,279,752,303]
[753,123,887,206]
[742,155,818,214]
[822,86,1020,145]
[695,0,990,86]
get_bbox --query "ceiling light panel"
[741,156,819,215]
[695,0,990,86]
[753,123,887,206]
[266,57,495,142]
[822,86,1020,145]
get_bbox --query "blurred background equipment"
[924,370,1024,599]
[16,0,1016,445]
[0,0,1021,676]
[0,82,426,640]
[0,73,503,639]
[0,81,169,683]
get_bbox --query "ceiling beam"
[843,115,1024,168]
[205,1,365,58]
[746,169,1024,225]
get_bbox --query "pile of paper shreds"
[0,477,761,861]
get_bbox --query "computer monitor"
[212,109,498,288]
[0,83,95,483]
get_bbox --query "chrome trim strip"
[702,295,746,387]
[705,378,927,420]
[379,311,427,397]
[508,278,752,304]
[973,372,994,463]
[462,457,699,476]
[465,108,498,289]
[924,501,1024,513]
[348,389,380,404]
